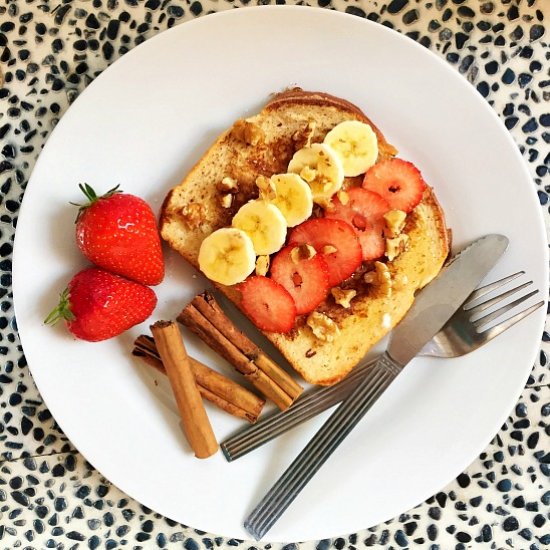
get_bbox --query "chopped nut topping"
[218,176,238,193]
[255,255,270,277]
[337,190,349,206]
[220,194,233,209]
[363,271,378,284]
[331,287,357,309]
[231,119,264,145]
[300,166,317,183]
[383,209,407,238]
[364,261,392,297]
[385,233,410,261]
[180,203,203,229]
[306,311,340,342]
[319,198,335,212]
[290,244,316,264]
[322,179,334,192]
[256,175,276,201]
[321,245,337,255]
[305,348,317,358]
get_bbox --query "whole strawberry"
[45,267,157,342]
[74,184,164,286]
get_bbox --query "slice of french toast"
[161,88,450,386]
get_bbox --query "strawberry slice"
[325,187,390,261]
[362,158,426,213]
[239,276,297,333]
[270,246,330,315]
[288,218,362,287]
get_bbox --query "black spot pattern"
[0,0,549,547]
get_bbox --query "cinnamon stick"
[193,293,304,399]
[133,335,265,423]
[178,292,303,410]
[151,321,218,459]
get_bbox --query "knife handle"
[243,352,403,540]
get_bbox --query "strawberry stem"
[44,288,76,325]
[71,183,121,221]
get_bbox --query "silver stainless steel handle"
[221,358,378,461]
[243,352,403,540]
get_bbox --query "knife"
[243,233,509,540]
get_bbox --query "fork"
[221,271,543,462]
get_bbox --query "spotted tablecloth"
[1,1,549,548]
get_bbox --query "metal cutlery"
[243,234,511,540]
[222,270,543,462]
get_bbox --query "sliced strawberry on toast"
[239,276,297,333]
[362,158,426,213]
[270,246,330,315]
[288,218,362,287]
[325,187,390,261]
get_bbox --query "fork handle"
[221,358,378,461]
[243,352,403,540]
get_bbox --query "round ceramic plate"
[13,6,548,543]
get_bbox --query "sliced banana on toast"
[198,227,256,286]
[324,120,379,177]
[288,143,344,204]
[232,199,287,256]
[270,173,313,227]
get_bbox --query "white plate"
[13,6,548,543]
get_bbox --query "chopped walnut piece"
[231,119,264,145]
[255,255,270,276]
[290,244,316,264]
[363,271,378,284]
[386,233,410,261]
[331,287,357,309]
[383,209,407,238]
[180,203,203,229]
[300,166,317,183]
[337,190,349,206]
[218,176,239,193]
[364,261,392,297]
[315,197,333,211]
[306,311,340,343]
[220,194,233,209]
[320,198,335,213]
[256,175,276,201]
[321,245,337,255]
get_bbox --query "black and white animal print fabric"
[0,1,549,548]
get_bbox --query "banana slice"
[323,120,379,177]
[198,227,256,286]
[288,143,344,204]
[270,173,314,227]
[232,200,287,255]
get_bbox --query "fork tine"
[482,300,544,340]
[473,289,539,328]
[464,271,525,306]
[466,280,533,315]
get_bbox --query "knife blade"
[388,233,509,364]
[243,233,509,540]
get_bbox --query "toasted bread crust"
[266,88,398,160]
[161,88,449,386]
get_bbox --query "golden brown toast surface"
[161,88,449,386]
